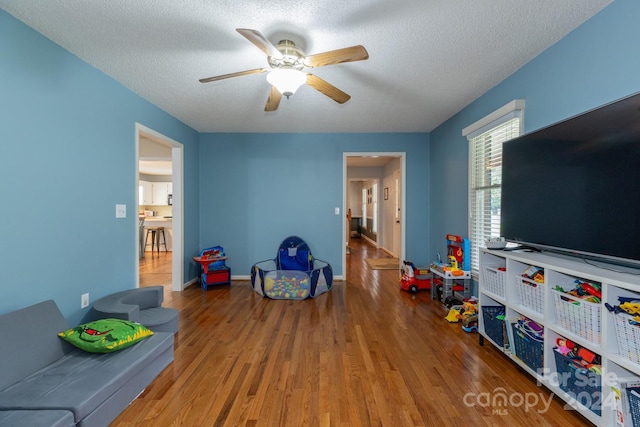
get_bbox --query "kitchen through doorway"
[136,124,184,291]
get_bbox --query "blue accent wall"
[1,0,638,324]
[429,0,640,262]
[0,10,199,325]
[198,133,430,276]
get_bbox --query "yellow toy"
[620,301,640,316]
[445,305,463,322]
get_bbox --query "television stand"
[479,248,640,426]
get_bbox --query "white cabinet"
[139,180,172,206]
[479,249,640,427]
[139,180,153,205]
[151,182,171,206]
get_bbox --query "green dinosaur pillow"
[58,318,153,353]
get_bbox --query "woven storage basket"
[613,311,640,365]
[627,387,640,427]
[482,305,507,348]
[482,266,506,298]
[511,321,543,372]
[552,289,601,344]
[553,349,602,416]
[516,276,545,315]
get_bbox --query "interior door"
[392,169,401,257]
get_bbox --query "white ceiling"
[1,0,611,133]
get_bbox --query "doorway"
[135,124,184,292]
[343,152,406,277]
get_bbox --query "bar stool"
[145,227,168,254]
[138,217,146,259]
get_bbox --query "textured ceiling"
[1,0,612,133]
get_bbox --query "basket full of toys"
[606,295,640,365]
[510,316,544,372]
[515,265,545,315]
[482,305,507,348]
[551,279,602,344]
[553,337,602,416]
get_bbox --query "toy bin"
[627,387,640,427]
[482,266,506,299]
[511,318,544,372]
[553,348,601,415]
[552,289,601,344]
[515,276,545,315]
[612,310,640,365]
[201,266,231,288]
[482,305,507,348]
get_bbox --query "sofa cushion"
[58,318,153,353]
[0,331,174,423]
[0,409,75,427]
[0,300,72,391]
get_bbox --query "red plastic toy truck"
[400,260,432,293]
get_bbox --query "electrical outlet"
[81,293,89,309]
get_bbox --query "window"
[463,100,524,276]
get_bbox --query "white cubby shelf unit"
[479,248,640,427]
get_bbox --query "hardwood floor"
[139,251,172,287]
[118,240,594,426]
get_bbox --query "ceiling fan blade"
[305,45,369,68]
[236,28,283,59]
[199,68,268,83]
[264,86,282,111]
[306,74,351,104]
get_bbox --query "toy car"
[400,260,432,293]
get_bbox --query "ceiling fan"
[199,28,369,111]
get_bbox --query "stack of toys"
[553,279,602,304]
[444,298,478,332]
[606,296,640,322]
[554,337,602,374]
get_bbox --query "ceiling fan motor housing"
[268,40,305,71]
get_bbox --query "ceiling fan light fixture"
[267,69,307,99]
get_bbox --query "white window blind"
[464,100,524,276]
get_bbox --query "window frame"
[463,100,525,277]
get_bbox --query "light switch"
[115,204,126,218]
[335,207,340,215]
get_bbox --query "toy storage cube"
[201,266,231,289]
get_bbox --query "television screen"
[501,92,640,267]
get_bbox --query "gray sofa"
[0,300,174,427]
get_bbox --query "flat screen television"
[500,91,640,268]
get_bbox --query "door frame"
[342,152,406,277]
[135,123,184,291]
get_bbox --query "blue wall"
[429,0,640,262]
[2,0,638,324]
[198,133,430,276]
[0,10,200,325]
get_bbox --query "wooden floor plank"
[122,240,594,427]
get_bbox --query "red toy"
[400,260,432,293]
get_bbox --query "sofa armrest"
[122,286,163,310]
[92,297,141,322]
